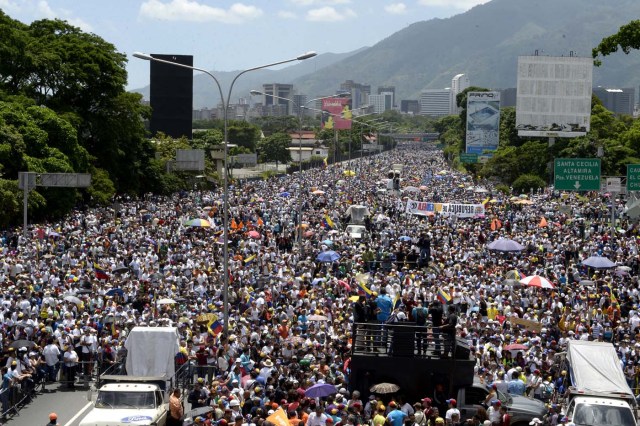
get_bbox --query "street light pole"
[133,51,316,337]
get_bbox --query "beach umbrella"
[64,295,82,305]
[582,256,615,269]
[504,270,525,280]
[487,238,525,252]
[185,218,211,228]
[106,288,125,296]
[316,250,340,262]
[503,343,528,351]
[305,383,338,398]
[369,382,400,394]
[308,314,329,321]
[157,298,177,305]
[520,275,554,289]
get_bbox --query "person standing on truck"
[413,303,429,355]
[168,388,184,426]
[428,301,444,355]
[439,302,457,359]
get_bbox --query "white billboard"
[516,56,593,138]
[466,91,500,154]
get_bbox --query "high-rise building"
[400,100,420,115]
[149,54,193,139]
[593,87,635,116]
[262,83,294,115]
[292,94,308,116]
[420,88,451,117]
[378,86,396,107]
[369,92,393,114]
[340,80,371,109]
[450,74,470,114]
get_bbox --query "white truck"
[562,340,638,426]
[80,326,182,426]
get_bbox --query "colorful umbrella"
[248,230,261,239]
[520,275,554,289]
[503,343,528,351]
[185,218,211,228]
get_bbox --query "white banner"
[405,200,485,218]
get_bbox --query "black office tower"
[149,54,193,139]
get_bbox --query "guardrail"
[351,322,462,359]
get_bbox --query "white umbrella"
[157,298,177,305]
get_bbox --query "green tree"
[593,20,640,65]
[512,174,546,194]
[227,120,261,152]
[257,132,292,167]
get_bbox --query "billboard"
[516,55,593,138]
[465,91,500,154]
[321,97,352,130]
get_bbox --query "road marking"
[64,401,93,426]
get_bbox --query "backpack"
[416,308,427,326]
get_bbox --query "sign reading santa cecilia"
[554,158,600,191]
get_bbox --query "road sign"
[460,153,478,164]
[627,165,640,191]
[606,178,621,193]
[554,158,601,191]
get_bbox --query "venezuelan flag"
[393,293,402,310]
[207,315,223,336]
[94,263,109,281]
[322,215,335,230]
[323,157,328,168]
[244,254,256,265]
[436,288,451,304]
[481,197,490,206]
[355,273,372,297]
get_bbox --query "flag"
[94,263,109,280]
[322,215,335,230]
[323,157,328,168]
[539,217,548,227]
[244,254,256,265]
[266,408,289,426]
[393,293,401,310]
[207,315,223,336]
[355,273,372,297]
[610,290,618,305]
[481,197,490,206]
[436,288,451,304]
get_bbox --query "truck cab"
[565,395,637,426]
[79,382,168,426]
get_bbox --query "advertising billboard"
[465,91,500,154]
[321,97,352,130]
[516,55,593,138]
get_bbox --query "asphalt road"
[5,381,94,426]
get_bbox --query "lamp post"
[133,51,317,337]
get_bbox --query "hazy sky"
[2,0,489,89]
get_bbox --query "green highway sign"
[627,164,640,191]
[460,153,478,164]
[554,158,601,191]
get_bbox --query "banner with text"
[405,200,485,218]
[321,97,352,130]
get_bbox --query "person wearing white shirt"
[42,339,61,382]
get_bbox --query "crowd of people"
[0,142,638,426]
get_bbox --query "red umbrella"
[503,343,528,351]
[248,230,261,239]
[520,275,554,289]
[338,280,351,291]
